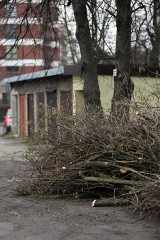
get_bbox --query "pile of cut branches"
[18,106,160,217]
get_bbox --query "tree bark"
[92,198,129,207]
[83,176,140,186]
[72,0,101,106]
[150,0,160,68]
[111,0,134,122]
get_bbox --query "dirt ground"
[0,130,160,240]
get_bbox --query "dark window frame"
[5,3,17,18]
[4,24,17,39]
[6,66,19,78]
[6,46,18,60]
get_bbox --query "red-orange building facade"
[0,0,60,81]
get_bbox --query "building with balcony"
[0,0,72,112]
[0,0,61,80]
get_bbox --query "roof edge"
[2,66,64,84]
[1,64,160,85]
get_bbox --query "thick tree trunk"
[111,0,134,122]
[72,0,101,106]
[150,0,160,68]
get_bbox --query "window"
[2,93,8,104]
[44,27,59,42]
[5,25,17,39]
[6,46,18,60]
[47,91,57,108]
[5,3,17,18]
[6,67,18,77]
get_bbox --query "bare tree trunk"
[62,3,79,64]
[150,0,160,68]
[72,0,101,106]
[111,0,134,122]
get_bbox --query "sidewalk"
[0,125,27,161]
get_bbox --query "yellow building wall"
[73,76,84,115]
[73,75,160,114]
[132,76,160,107]
[73,75,114,114]
[98,75,114,113]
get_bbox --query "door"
[60,91,72,141]
[27,94,34,136]
[60,91,72,114]
[19,95,26,137]
[37,92,45,130]
[46,91,57,134]
[12,95,18,134]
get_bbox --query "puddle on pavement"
[0,222,14,235]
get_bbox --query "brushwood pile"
[18,107,160,218]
